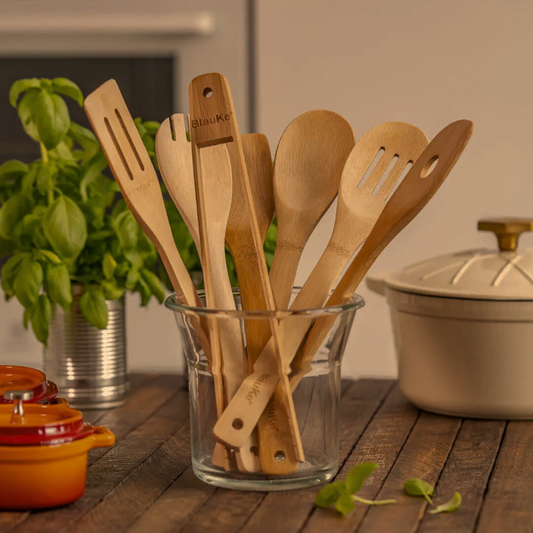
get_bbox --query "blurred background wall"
[1,0,532,377]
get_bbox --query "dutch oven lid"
[381,218,533,301]
[0,391,93,446]
[0,365,58,404]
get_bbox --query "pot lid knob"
[478,218,533,252]
[4,390,33,421]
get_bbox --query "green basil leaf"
[143,121,161,136]
[429,492,462,514]
[31,294,52,345]
[114,210,138,250]
[14,259,43,307]
[141,268,165,303]
[1,253,29,296]
[315,481,344,508]
[125,267,140,290]
[79,286,108,329]
[403,479,434,504]
[17,91,41,142]
[36,165,57,196]
[0,193,34,240]
[137,276,152,306]
[0,160,29,185]
[124,249,144,268]
[36,250,62,265]
[103,253,117,281]
[12,213,42,248]
[101,279,125,300]
[23,307,31,330]
[334,483,356,516]
[346,462,378,494]
[32,226,49,249]
[46,263,72,311]
[80,151,109,201]
[0,236,15,257]
[31,90,70,150]
[9,78,41,108]
[21,166,38,193]
[43,196,87,261]
[134,120,147,138]
[51,78,84,106]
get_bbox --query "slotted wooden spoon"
[269,110,355,309]
[189,73,304,469]
[292,119,473,386]
[213,121,429,450]
[156,116,259,472]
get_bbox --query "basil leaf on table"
[315,481,345,509]
[429,492,462,514]
[46,263,72,311]
[9,78,41,108]
[335,483,356,516]
[51,78,84,107]
[43,196,87,261]
[79,286,108,329]
[346,462,378,494]
[14,259,43,307]
[31,294,52,345]
[0,192,34,240]
[403,478,434,504]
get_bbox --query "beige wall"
[257,0,533,377]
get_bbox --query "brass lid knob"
[478,218,533,252]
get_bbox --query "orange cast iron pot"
[0,426,115,510]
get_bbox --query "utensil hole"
[386,161,413,200]
[274,451,286,462]
[358,148,385,188]
[250,446,259,456]
[421,155,439,178]
[232,418,244,430]
[203,87,213,98]
[372,154,399,195]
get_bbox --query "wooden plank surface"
[2,376,532,533]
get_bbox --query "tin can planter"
[43,287,129,409]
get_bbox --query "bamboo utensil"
[156,116,259,472]
[269,110,355,309]
[189,72,304,468]
[213,121,429,449]
[291,119,474,386]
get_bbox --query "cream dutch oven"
[367,218,533,419]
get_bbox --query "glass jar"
[165,288,364,491]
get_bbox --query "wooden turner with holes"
[189,72,305,468]
[291,119,474,387]
[213,121,429,450]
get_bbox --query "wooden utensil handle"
[269,244,303,309]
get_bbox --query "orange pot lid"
[0,402,88,445]
[0,366,57,403]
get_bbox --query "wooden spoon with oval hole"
[213,121,429,451]
[156,115,261,472]
[291,119,474,386]
[269,110,355,309]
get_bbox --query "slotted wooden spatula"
[213,121,429,450]
[292,119,474,385]
[189,72,304,468]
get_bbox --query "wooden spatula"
[213,122,429,450]
[292,119,474,385]
[269,110,355,309]
[189,72,304,467]
[156,115,259,472]
[84,80,230,469]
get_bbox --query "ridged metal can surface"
[43,288,129,409]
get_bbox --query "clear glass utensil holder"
[165,288,364,491]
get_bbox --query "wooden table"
[0,374,530,533]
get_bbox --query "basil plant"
[0,77,277,346]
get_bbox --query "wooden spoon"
[213,122,429,450]
[292,119,473,386]
[156,115,259,472]
[269,110,355,309]
[189,73,304,468]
